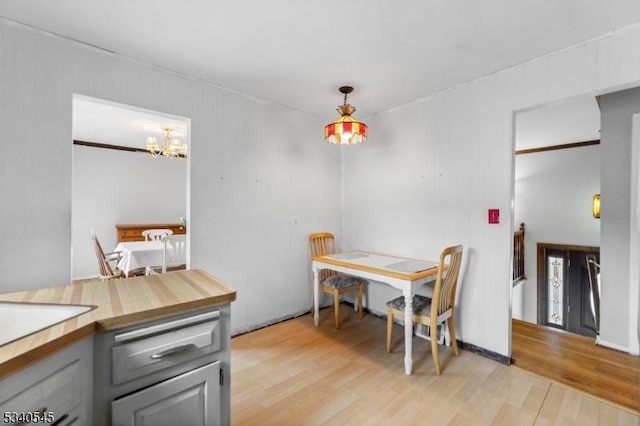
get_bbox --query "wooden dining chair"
[386,244,463,374]
[142,228,173,241]
[309,232,367,329]
[91,230,125,280]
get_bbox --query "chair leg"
[333,291,340,329]
[430,321,441,374]
[310,289,315,315]
[448,316,459,356]
[357,284,364,319]
[386,308,394,353]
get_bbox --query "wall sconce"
[592,194,600,219]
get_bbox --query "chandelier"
[324,86,367,145]
[146,128,188,158]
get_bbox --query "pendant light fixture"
[324,86,367,145]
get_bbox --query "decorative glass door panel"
[546,255,564,327]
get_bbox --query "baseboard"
[460,341,510,365]
[345,301,512,365]
[72,275,101,284]
[596,336,633,354]
[231,308,311,338]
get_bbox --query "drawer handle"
[150,343,196,359]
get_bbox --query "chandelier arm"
[147,127,187,159]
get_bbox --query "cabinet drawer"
[0,360,80,426]
[118,229,146,242]
[112,312,221,386]
[120,229,143,238]
[47,404,81,426]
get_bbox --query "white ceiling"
[0,0,640,119]
[2,0,639,121]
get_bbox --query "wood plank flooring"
[231,309,639,425]
[511,319,639,413]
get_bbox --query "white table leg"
[442,322,451,346]
[403,292,413,375]
[313,269,320,326]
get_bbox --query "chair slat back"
[309,232,338,281]
[432,245,464,318]
[142,229,173,241]
[91,230,115,277]
[161,234,187,273]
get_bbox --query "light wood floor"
[231,309,639,425]
[511,319,639,413]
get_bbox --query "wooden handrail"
[513,223,525,283]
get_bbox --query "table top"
[313,251,439,281]
[0,269,236,380]
[114,240,169,274]
[115,240,165,252]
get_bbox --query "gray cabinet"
[0,305,230,426]
[0,337,93,426]
[94,305,231,426]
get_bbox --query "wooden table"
[312,251,439,375]
[114,241,167,276]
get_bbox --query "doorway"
[512,96,601,329]
[71,95,190,280]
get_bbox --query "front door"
[537,244,599,338]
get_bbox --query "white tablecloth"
[114,241,167,275]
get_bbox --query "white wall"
[0,19,341,335]
[514,145,601,322]
[512,283,524,320]
[1,17,639,354]
[71,144,187,279]
[343,26,640,356]
[599,87,640,354]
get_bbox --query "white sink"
[0,302,95,347]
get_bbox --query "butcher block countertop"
[0,269,236,380]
